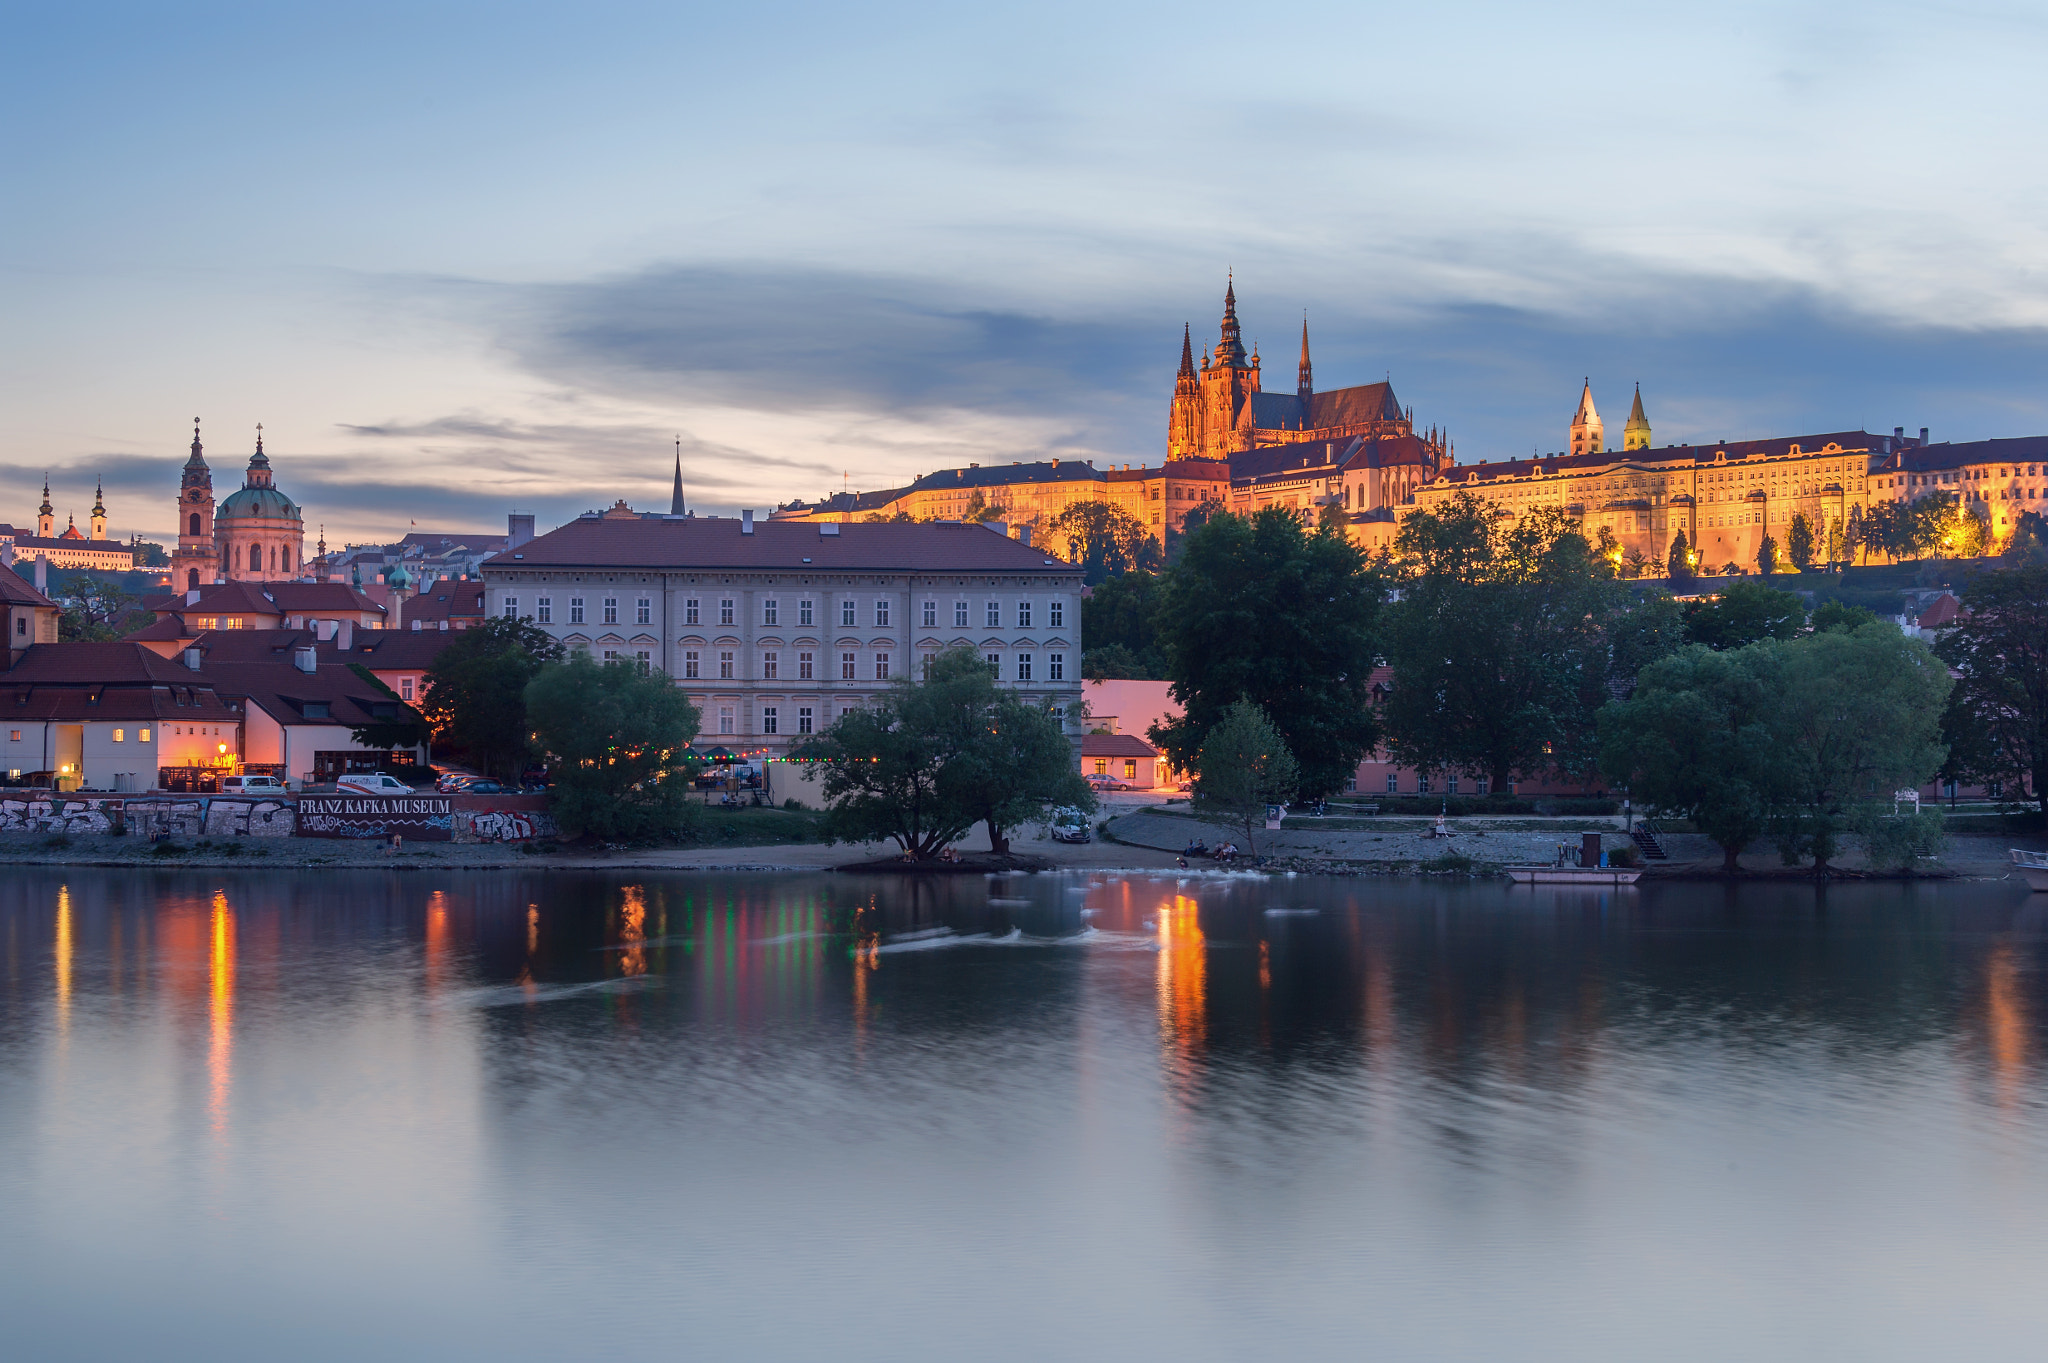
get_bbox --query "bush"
[1608,843,1640,867]
[150,841,185,857]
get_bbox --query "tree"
[961,490,1002,523]
[418,616,565,780]
[1152,507,1384,799]
[1756,532,1779,576]
[1600,643,1783,872]
[1050,501,1164,584]
[934,654,1095,854]
[345,664,433,753]
[1667,528,1694,582]
[526,654,701,841]
[1081,643,1148,679]
[1936,566,2048,818]
[131,539,170,567]
[2001,510,2048,567]
[1844,504,1866,564]
[1681,581,1804,650]
[56,574,144,641]
[1379,493,1621,794]
[1787,514,1815,571]
[1766,623,1952,872]
[1192,700,1298,857]
[1809,600,1880,634]
[1079,570,1165,677]
[1607,592,1687,697]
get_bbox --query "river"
[2,867,2044,1361]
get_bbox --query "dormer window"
[302,701,331,719]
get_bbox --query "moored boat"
[1506,866,1643,886]
[2011,849,2048,891]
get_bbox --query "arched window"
[189,512,201,537]
[284,545,293,571]
[187,568,199,590]
[250,543,262,571]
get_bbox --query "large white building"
[480,507,1087,757]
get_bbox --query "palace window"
[841,652,857,680]
[1049,599,1063,628]
[798,651,814,680]
[602,650,619,663]
[799,599,813,627]
[954,600,969,628]
[874,653,890,680]
[762,651,778,679]
[719,651,735,679]
[922,599,936,627]
[683,650,700,679]
[761,706,778,735]
[602,597,618,625]
[763,598,778,626]
[634,650,651,674]
[841,599,857,627]
[720,599,735,626]
[797,706,813,735]
[985,601,1000,628]
[503,598,519,619]
[636,598,651,625]
[1047,652,1064,681]
[536,597,552,623]
[719,707,734,736]
[875,600,890,627]
[684,599,698,625]
[1017,601,1032,628]
[570,597,585,624]
[1016,653,1032,681]
[985,652,1001,676]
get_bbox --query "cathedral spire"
[1214,276,1246,368]
[1178,324,1195,380]
[670,437,686,516]
[1297,316,1312,401]
[1623,382,1652,451]
[186,417,207,467]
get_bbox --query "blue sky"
[4,1,2046,544]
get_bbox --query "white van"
[221,775,285,794]
[336,772,413,796]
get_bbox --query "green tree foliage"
[1843,504,1866,563]
[1607,592,1688,696]
[526,653,701,841]
[961,490,1003,523]
[1379,493,1621,793]
[1936,566,2048,817]
[2001,510,2048,567]
[344,664,433,753]
[1080,643,1147,679]
[418,616,565,780]
[795,647,1092,858]
[55,574,142,641]
[1681,581,1804,650]
[1192,700,1298,856]
[1600,644,1782,871]
[1050,501,1164,584]
[1667,528,1694,582]
[1079,569,1165,678]
[1755,532,1779,576]
[130,539,170,567]
[1787,514,1815,571]
[1767,624,1952,871]
[1809,600,1880,634]
[1152,507,1383,799]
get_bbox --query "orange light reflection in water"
[1985,942,2028,1112]
[1154,894,1206,1101]
[618,887,647,977]
[208,890,235,1136]
[424,891,449,996]
[54,885,73,1042]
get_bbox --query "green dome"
[387,562,414,589]
[218,486,301,520]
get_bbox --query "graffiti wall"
[205,798,296,837]
[297,794,455,841]
[449,793,554,842]
[0,795,125,835]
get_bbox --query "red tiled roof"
[1081,732,1159,757]
[401,582,486,623]
[487,517,1087,575]
[0,564,56,608]
[1434,431,1885,487]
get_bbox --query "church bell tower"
[1570,380,1604,457]
[172,418,217,591]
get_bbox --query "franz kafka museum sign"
[297,794,456,841]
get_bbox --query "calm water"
[3,868,2046,1361]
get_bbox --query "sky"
[4,1,2046,547]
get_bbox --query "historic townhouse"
[481,509,1086,760]
[1867,435,2048,540]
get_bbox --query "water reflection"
[208,889,233,1135]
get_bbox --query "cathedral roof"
[905,460,1106,494]
[1245,381,1404,434]
[218,485,302,520]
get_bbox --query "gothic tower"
[90,478,107,540]
[1623,383,1652,452]
[1200,279,1261,458]
[172,419,217,591]
[1167,325,1202,459]
[36,477,53,538]
[1570,380,1604,457]
[1297,318,1313,403]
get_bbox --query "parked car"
[1047,806,1091,843]
[1086,774,1133,792]
[221,775,285,794]
[337,772,414,796]
[460,780,506,795]
[437,773,477,793]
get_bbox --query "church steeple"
[670,438,686,516]
[1213,277,1246,368]
[37,476,54,538]
[90,478,107,541]
[1297,317,1313,402]
[1177,324,1196,382]
[1570,379,1604,457]
[186,417,206,468]
[1623,383,1652,452]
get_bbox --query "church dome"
[386,561,414,589]
[217,485,302,520]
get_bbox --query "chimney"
[183,647,203,671]
[336,620,353,651]
[986,521,1008,537]
[0,541,11,567]
[1920,427,1929,444]
[507,513,535,550]
[1019,525,1033,547]
[185,589,201,606]
[314,618,336,641]
[34,555,48,594]
[742,509,755,535]
[439,619,448,631]
[1895,427,1904,442]
[293,645,317,674]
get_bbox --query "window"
[719,651,735,679]
[986,601,1000,628]
[1416,777,1430,794]
[1047,653,1064,681]
[720,599,734,626]
[1016,653,1032,681]
[762,651,778,679]
[634,650,651,674]
[841,599,856,627]
[1446,776,1459,795]
[986,652,1001,676]
[683,650,700,679]
[842,652,857,680]
[719,707,734,735]
[1094,758,1108,776]
[921,651,937,678]
[954,600,969,627]
[399,678,415,702]
[761,706,778,735]
[1017,601,1032,628]
[636,598,651,625]
[1476,779,1490,796]
[139,728,150,742]
[1049,599,1063,628]
[603,597,618,625]
[570,597,585,624]
[113,728,125,742]
[874,653,890,680]
[536,597,552,624]
[922,600,936,627]
[798,706,813,735]
[1124,759,1138,781]
[799,651,814,679]
[685,598,699,625]
[764,598,779,626]
[602,649,619,663]
[1346,777,1358,792]
[1386,774,1399,794]
[503,598,519,619]
[799,599,813,627]
[875,600,890,627]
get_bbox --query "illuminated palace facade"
[772,282,1452,550]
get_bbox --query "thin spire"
[188,417,205,465]
[670,437,685,516]
[1178,324,1195,379]
[93,477,105,515]
[1214,275,1246,367]
[1297,315,1312,398]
